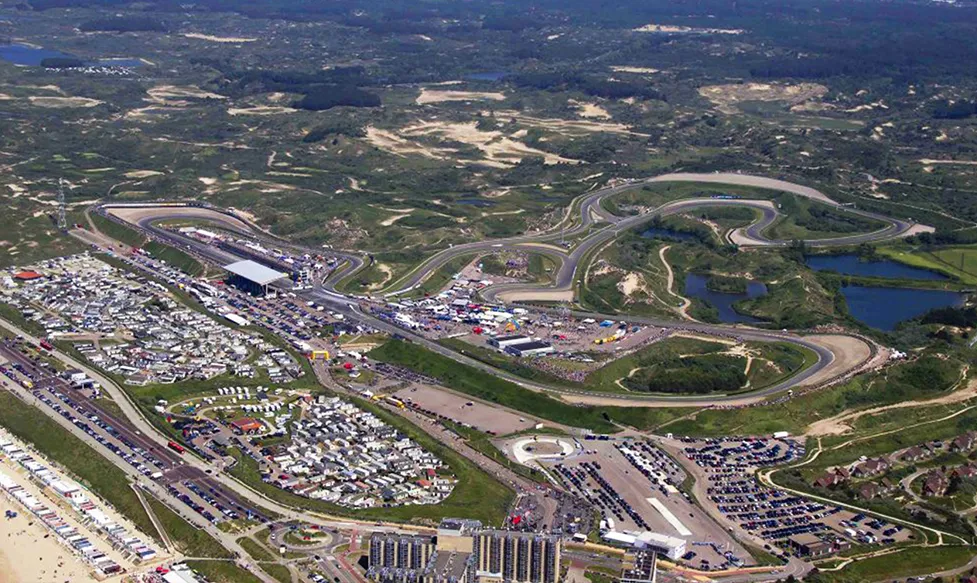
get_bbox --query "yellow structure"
[308,350,330,361]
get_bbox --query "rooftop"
[224,260,287,286]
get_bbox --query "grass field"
[89,212,147,248]
[413,254,476,296]
[0,390,160,543]
[812,406,977,468]
[237,537,276,561]
[87,213,204,276]
[662,354,961,437]
[370,340,691,432]
[145,496,233,559]
[808,545,973,583]
[229,393,515,526]
[143,240,205,276]
[183,561,264,583]
[261,564,292,583]
[438,337,582,389]
[879,244,977,284]
[585,337,726,393]
[441,419,549,484]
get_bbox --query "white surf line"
[647,497,693,536]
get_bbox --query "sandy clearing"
[634,23,744,34]
[918,159,977,166]
[610,66,660,74]
[146,85,226,106]
[806,375,977,437]
[495,109,641,136]
[28,96,102,108]
[796,334,872,389]
[266,171,313,178]
[364,127,454,160]
[482,209,525,217]
[698,82,828,114]
[122,105,187,120]
[1,83,64,95]
[367,263,394,290]
[182,32,257,43]
[570,99,611,120]
[416,88,506,105]
[152,137,252,150]
[902,223,936,237]
[402,120,581,167]
[617,272,645,297]
[227,106,297,115]
[124,170,164,178]
[379,209,414,226]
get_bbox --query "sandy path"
[806,372,976,437]
[659,245,691,318]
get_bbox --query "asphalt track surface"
[100,171,910,406]
[387,172,917,298]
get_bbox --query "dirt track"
[806,373,976,437]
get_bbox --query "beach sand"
[0,452,135,583]
[0,493,102,583]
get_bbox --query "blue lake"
[0,43,75,65]
[806,254,947,280]
[456,198,497,207]
[466,71,507,81]
[685,273,767,324]
[641,227,698,242]
[841,285,965,331]
[0,44,143,67]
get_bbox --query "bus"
[167,441,186,455]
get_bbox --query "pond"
[466,71,508,81]
[0,43,75,66]
[0,44,143,68]
[456,198,497,207]
[841,285,966,331]
[684,273,767,324]
[806,254,947,280]
[641,226,698,243]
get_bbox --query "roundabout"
[508,435,581,465]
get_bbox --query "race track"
[98,171,900,407]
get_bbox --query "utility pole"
[56,178,68,232]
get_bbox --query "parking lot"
[541,436,752,570]
[676,437,912,558]
[394,384,536,435]
[0,340,269,527]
